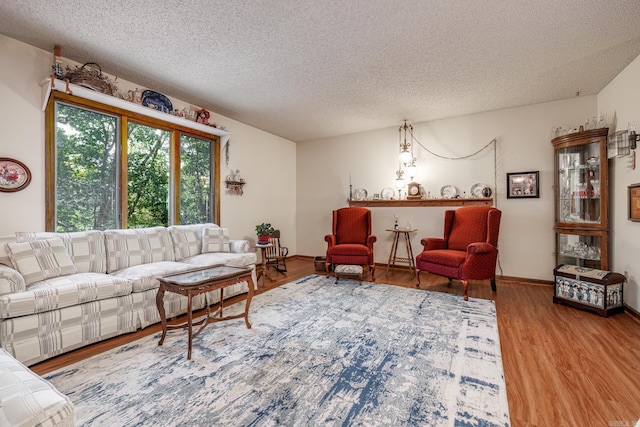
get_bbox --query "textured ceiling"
[1,0,640,142]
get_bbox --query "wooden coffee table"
[156,264,255,360]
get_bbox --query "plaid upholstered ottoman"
[334,264,363,285]
[0,349,74,426]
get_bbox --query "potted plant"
[255,223,275,244]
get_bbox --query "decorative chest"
[553,264,625,317]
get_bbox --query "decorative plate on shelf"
[141,90,173,113]
[470,183,490,198]
[380,187,397,200]
[440,185,458,199]
[352,188,368,201]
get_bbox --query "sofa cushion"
[110,261,194,293]
[0,348,74,427]
[104,227,175,273]
[168,223,218,261]
[6,238,77,285]
[0,265,26,296]
[181,252,257,268]
[16,230,107,274]
[202,227,230,253]
[0,273,132,319]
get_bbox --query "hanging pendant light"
[398,121,414,164]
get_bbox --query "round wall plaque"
[0,158,32,192]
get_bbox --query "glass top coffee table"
[156,264,255,360]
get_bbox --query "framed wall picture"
[628,183,640,221]
[507,171,539,199]
[0,157,31,192]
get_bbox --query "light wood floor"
[31,258,640,427]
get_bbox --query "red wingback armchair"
[325,207,377,280]
[415,205,501,300]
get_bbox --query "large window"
[127,122,170,228]
[180,134,213,224]
[46,93,219,232]
[54,103,119,231]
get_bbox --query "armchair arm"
[461,242,499,281]
[467,242,494,254]
[280,245,289,257]
[324,234,336,248]
[367,235,377,249]
[420,238,446,251]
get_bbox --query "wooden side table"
[254,243,274,287]
[386,228,417,275]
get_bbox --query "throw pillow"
[201,227,230,253]
[6,238,78,285]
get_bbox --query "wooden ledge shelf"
[348,198,493,207]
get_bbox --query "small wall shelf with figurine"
[225,180,245,196]
[348,198,493,208]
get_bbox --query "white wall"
[297,97,597,281]
[598,54,640,312]
[0,34,297,253]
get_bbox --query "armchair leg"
[490,278,497,292]
[370,264,375,281]
[462,280,469,301]
[415,270,421,287]
[325,262,330,277]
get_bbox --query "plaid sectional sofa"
[0,223,257,367]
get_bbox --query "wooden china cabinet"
[552,128,610,270]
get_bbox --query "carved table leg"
[187,293,193,360]
[156,285,167,346]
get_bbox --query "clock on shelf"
[407,182,421,200]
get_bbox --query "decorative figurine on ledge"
[195,109,210,124]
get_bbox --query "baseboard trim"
[624,304,640,321]
[497,275,553,286]
[297,256,556,285]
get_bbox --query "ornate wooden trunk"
[553,264,625,317]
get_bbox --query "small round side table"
[254,243,274,287]
[386,228,417,275]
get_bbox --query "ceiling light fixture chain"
[409,127,496,160]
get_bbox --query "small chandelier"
[395,120,418,188]
[398,120,414,165]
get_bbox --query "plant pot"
[257,234,270,244]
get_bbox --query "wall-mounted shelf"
[348,198,493,207]
[39,77,230,145]
[225,180,245,195]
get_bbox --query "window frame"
[45,91,220,231]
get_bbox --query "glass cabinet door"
[556,231,604,270]
[555,141,602,225]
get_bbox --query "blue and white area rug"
[45,275,510,426]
